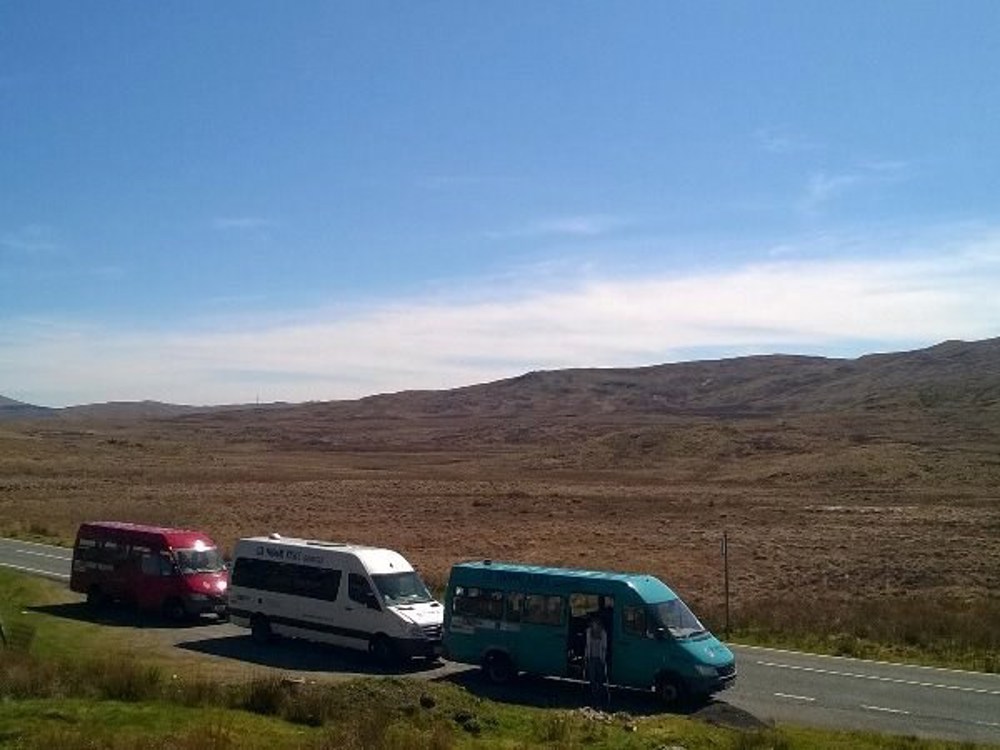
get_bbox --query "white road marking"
[974,720,1000,729]
[757,660,1000,696]
[0,562,70,580]
[2,538,71,552]
[862,705,910,715]
[737,643,1000,678]
[774,692,816,702]
[10,549,71,561]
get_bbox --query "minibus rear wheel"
[483,651,515,685]
[250,614,273,645]
[86,585,106,609]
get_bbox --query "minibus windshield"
[651,598,706,639]
[372,572,433,605]
[174,547,225,575]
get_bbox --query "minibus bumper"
[184,594,228,617]
[694,662,737,695]
[393,637,444,660]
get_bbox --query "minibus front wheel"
[370,635,399,667]
[655,672,688,707]
[483,651,515,685]
[162,597,188,623]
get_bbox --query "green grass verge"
[0,569,106,661]
[0,525,69,548]
[0,689,991,750]
[721,595,1000,673]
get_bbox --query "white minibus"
[228,535,443,662]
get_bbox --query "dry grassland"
[2,416,997,628]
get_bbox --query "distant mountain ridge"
[0,398,206,422]
[278,336,1000,421]
[0,395,54,420]
[3,337,999,426]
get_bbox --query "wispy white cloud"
[486,214,630,240]
[754,127,822,155]
[415,174,488,190]
[800,172,865,213]
[212,217,275,230]
[798,160,909,215]
[2,226,999,407]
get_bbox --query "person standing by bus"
[585,614,610,706]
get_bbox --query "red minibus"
[69,521,228,620]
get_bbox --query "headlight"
[408,623,426,638]
[694,664,717,677]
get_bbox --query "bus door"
[342,572,384,648]
[567,593,614,680]
[136,548,174,610]
[612,603,656,689]
[516,592,568,677]
[116,542,150,607]
[101,537,131,600]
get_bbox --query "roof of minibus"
[234,536,415,575]
[78,521,215,549]
[450,561,678,602]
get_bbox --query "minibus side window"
[570,594,601,617]
[524,594,564,626]
[104,540,126,568]
[264,562,294,593]
[298,566,342,602]
[349,574,380,609]
[452,586,474,616]
[74,537,99,563]
[623,605,648,637]
[232,558,264,589]
[158,552,175,576]
[319,569,343,602]
[140,553,160,577]
[453,587,503,620]
[505,591,524,622]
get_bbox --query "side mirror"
[653,626,667,640]
[366,592,381,611]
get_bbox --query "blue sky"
[2,2,1000,406]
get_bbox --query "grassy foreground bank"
[0,570,996,749]
[1,658,991,750]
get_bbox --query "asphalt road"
[0,537,72,581]
[2,539,998,744]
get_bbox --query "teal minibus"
[443,561,735,704]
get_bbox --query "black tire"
[86,585,106,609]
[483,651,515,685]
[162,597,188,623]
[655,673,688,707]
[250,614,273,645]
[370,635,398,667]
